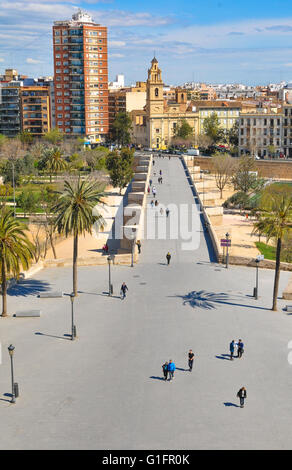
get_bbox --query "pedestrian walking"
[159,170,162,175]
[160,177,163,184]
[166,252,171,265]
[160,207,164,216]
[166,208,170,218]
[155,200,159,207]
[120,282,128,300]
[188,349,195,371]
[229,340,235,360]
[152,186,156,197]
[162,361,168,381]
[237,339,244,358]
[168,360,176,381]
[237,387,247,408]
[150,200,154,208]
[149,179,152,186]
[147,185,150,194]
[136,240,141,254]
[153,159,155,166]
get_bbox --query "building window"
[155,88,159,97]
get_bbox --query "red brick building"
[53,9,109,143]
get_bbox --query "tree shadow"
[8,279,51,297]
[224,402,240,408]
[173,290,270,311]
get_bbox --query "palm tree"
[53,177,106,296]
[44,147,68,182]
[0,209,35,317]
[253,191,292,311]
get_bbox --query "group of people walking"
[162,350,195,381]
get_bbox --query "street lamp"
[130,229,136,268]
[254,255,264,299]
[225,232,230,269]
[70,293,77,340]
[107,255,114,296]
[8,344,17,403]
[10,161,16,218]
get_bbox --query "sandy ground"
[199,176,260,258]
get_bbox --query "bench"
[286,305,292,313]
[14,310,41,318]
[38,291,63,298]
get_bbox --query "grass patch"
[255,241,276,260]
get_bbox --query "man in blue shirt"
[168,359,176,381]
[229,340,235,360]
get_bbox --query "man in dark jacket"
[230,340,235,360]
[237,339,244,358]
[162,362,168,381]
[166,252,171,265]
[237,387,247,408]
[120,282,128,300]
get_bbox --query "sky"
[1,0,292,85]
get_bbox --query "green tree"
[175,120,193,139]
[18,131,33,145]
[111,112,132,146]
[203,112,224,144]
[0,208,35,316]
[85,147,109,172]
[267,145,276,159]
[17,189,40,216]
[53,177,106,296]
[106,148,134,194]
[39,147,68,182]
[253,189,292,311]
[43,128,64,145]
[228,121,239,146]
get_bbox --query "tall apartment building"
[53,9,109,143]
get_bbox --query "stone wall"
[192,156,292,179]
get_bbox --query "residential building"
[21,86,51,136]
[53,9,109,143]
[109,85,146,133]
[0,82,21,137]
[108,74,125,90]
[238,109,283,158]
[282,105,292,158]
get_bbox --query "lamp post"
[8,345,16,403]
[107,255,114,296]
[225,232,230,269]
[70,293,77,340]
[10,161,16,218]
[254,255,264,299]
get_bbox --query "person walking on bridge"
[166,252,171,265]
[120,282,128,300]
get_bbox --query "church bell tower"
[146,57,164,115]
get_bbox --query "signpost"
[220,233,231,268]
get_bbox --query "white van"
[186,148,200,156]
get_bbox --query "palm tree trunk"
[1,261,8,317]
[272,237,282,311]
[73,232,78,296]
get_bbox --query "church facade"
[131,58,246,149]
[131,58,199,149]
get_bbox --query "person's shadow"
[149,376,166,381]
[216,354,231,361]
[224,402,240,407]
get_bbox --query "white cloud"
[26,57,43,64]
[109,53,124,58]
[109,40,126,47]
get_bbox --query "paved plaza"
[1,157,292,449]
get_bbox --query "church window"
[155,88,159,97]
